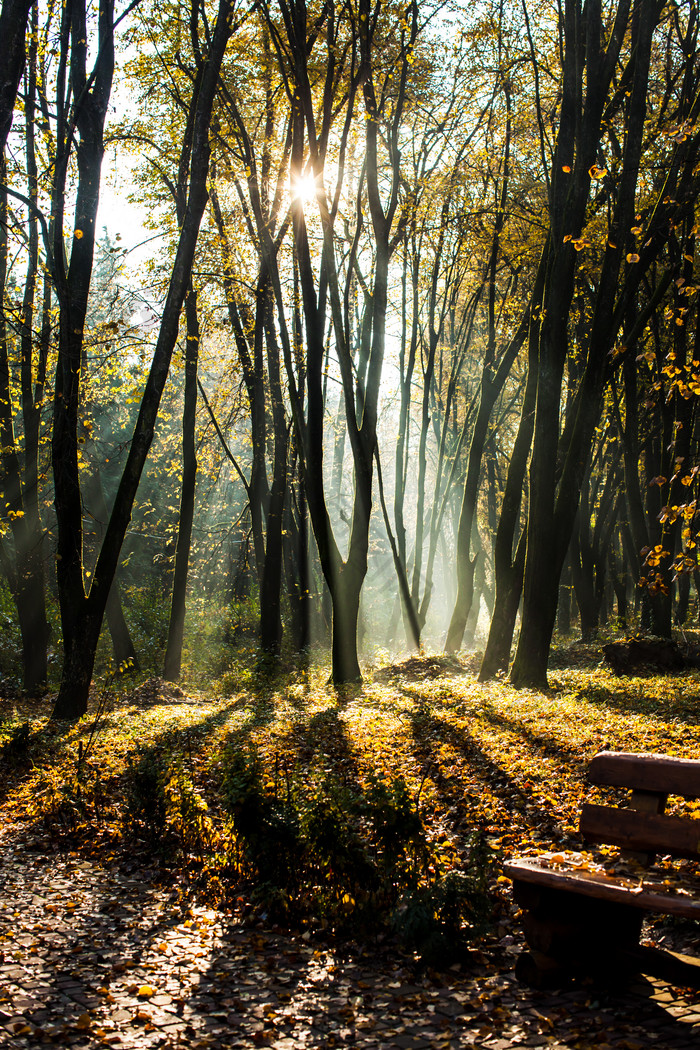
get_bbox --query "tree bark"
[479,339,537,681]
[163,284,200,680]
[0,0,33,153]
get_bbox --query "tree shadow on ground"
[404,698,567,843]
[270,703,363,781]
[0,697,243,843]
[474,701,594,772]
[573,677,700,723]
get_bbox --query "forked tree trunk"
[329,568,363,682]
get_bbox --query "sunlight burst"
[291,170,319,203]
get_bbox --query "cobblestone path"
[1,838,698,1049]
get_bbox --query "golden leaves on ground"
[2,653,700,918]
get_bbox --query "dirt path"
[0,833,698,1049]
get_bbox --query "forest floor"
[1,644,700,1048]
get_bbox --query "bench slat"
[589,751,700,797]
[504,857,700,920]
[580,802,700,859]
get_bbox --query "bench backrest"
[579,751,700,864]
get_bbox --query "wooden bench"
[504,751,700,988]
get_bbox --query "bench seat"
[505,855,700,920]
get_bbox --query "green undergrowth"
[2,652,700,964]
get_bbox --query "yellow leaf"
[138,985,155,998]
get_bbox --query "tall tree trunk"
[479,345,537,681]
[0,10,51,691]
[283,463,310,652]
[511,0,666,686]
[609,532,627,628]
[104,577,138,670]
[676,573,691,626]
[0,182,50,691]
[479,531,526,680]
[375,445,420,649]
[464,548,485,646]
[444,86,521,653]
[330,564,363,682]
[557,553,573,635]
[260,303,288,653]
[164,284,200,680]
[571,522,598,642]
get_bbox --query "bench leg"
[512,880,644,986]
[515,949,564,989]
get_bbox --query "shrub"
[391,835,493,965]
[1,721,32,765]
[164,763,214,862]
[123,747,218,866]
[220,746,303,901]
[0,579,23,687]
[122,748,169,846]
[219,743,494,959]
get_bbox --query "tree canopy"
[1,0,700,712]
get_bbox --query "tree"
[51,0,236,718]
[273,0,417,681]
[510,0,700,687]
[0,0,52,689]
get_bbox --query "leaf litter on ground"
[1,649,700,1046]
